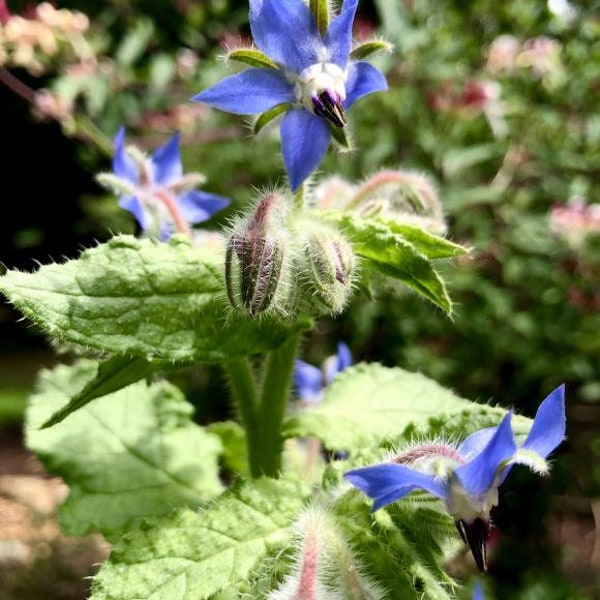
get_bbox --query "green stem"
[225,358,260,476]
[255,334,301,477]
[73,115,115,157]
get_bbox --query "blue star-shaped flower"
[110,127,230,240]
[344,385,566,571]
[294,341,352,404]
[192,0,388,191]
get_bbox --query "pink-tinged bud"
[346,169,447,235]
[225,192,291,317]
[297,220,355,315]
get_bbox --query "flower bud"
[296,219,355,314]
[225,192,291,317]
[347,169,447,235]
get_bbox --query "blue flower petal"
[152,133,182,187]
[192,69,294,115]
[458,427,497,460]
[344,61,388,109]
[522,384,566,458]
[176,190,230,224]
[324,342,352,384]
[280,108,331,191]
[113,127,138,184]
[249,0,321,73]
[455,411,517,498]
[294,359,324,401]
[344,463,447,511]
[324,0,359,68]
[118,195,149,230]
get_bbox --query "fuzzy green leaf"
[0,235,310,363]
[385,221,470,259]
[90,478,311,600]
[26,360,224,539]
[318,213,454,313]
[40,355,157,428]
[227,48,278,70]
[206,420,249,476]
[282,363,532,450]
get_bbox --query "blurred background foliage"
[1,0,599,598]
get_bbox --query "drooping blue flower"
[294,341,352,404]
[106,127,230,240]
[344,385,566,571]
[192,0,388,191]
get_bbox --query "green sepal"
[330,124,352,149]
[310,0,329,35]
[40,354,157,429]
[253,103,291,135]
[350,39,394,60]
[227,48,278,70]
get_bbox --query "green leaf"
[90,478,311,600]
[282,363,532,450]
[226,48,278,70]
[0,235,311,363]
[318,213,453,313]
[253,103,291,136]
[26,360,224,539]
[350,40,394,60]
[385,222,470,259]
[206,420,249,476]
[41,355,157,429]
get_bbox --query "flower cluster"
[193,0,388,191]
[345,385,566,571]
[0,2,89,75]
[98,127,230,240]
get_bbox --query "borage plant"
[0,1,567,598]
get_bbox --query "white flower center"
[445,475,499,522]
[294,62,348,127]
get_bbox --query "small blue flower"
[344,385,566,571]
[192,0,387,191]
[108,127,230,240]
[294,341,352,404]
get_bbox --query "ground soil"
[0,424,109,600]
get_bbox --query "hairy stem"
[255,333,301,477]
[225,358,260,476]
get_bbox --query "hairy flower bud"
[296,219,355,314]
[225,192,291,317]
[346,169,447,235]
